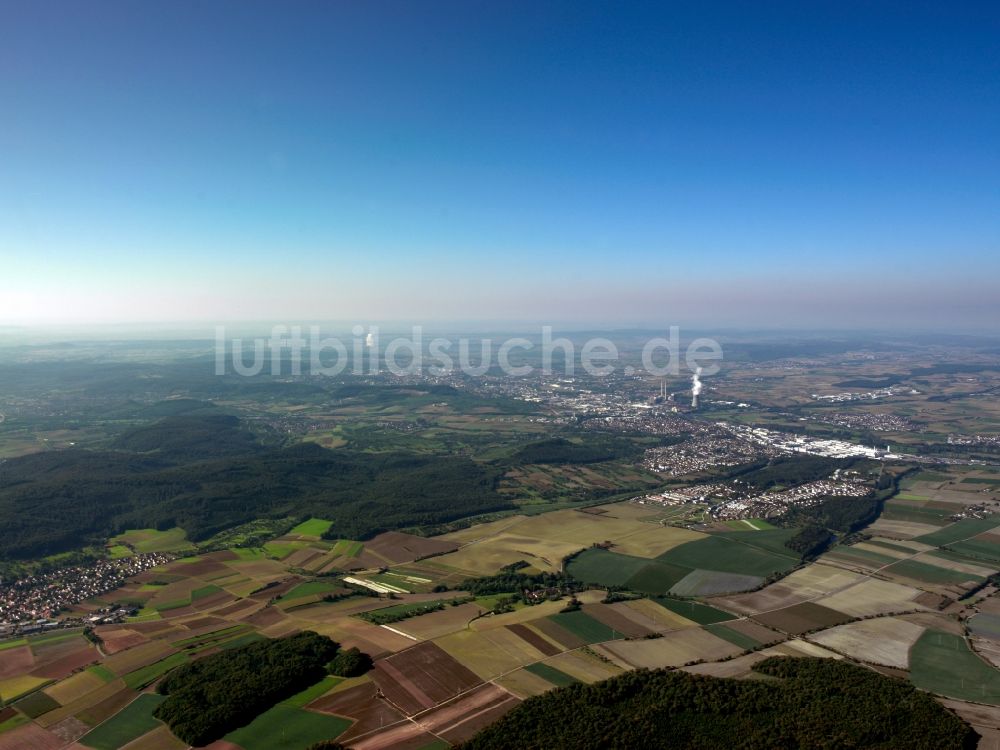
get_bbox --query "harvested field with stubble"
[606,524,703,558]
[609,598,695,631]
[468,599,568,631]
[120,725,186,750]
[390,602,483,640]
[816,577,927,617]
[868,518,945,539]
[681,650,773,679]
[580,603,654,638]
[427,533,581,575]
[540,649,623,683]
[809,617,925,667]
[42,670,104,706]
[496,667,558,699]
[761,638,843,660]
[711,564,864,615]
[596,627,741,668]
[437,627,551,680]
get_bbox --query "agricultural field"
[910,630,1000,704]
[429,507,702,579]
[78,693,166,750]
[108,529,194,555]
[2,433,1000,748]
[597,627,743,668]
[224,703,352,750]
[566,526,800,597]
[808,617,926,668]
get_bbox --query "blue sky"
[2,2,998,329]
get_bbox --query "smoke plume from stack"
[691,367,703,408]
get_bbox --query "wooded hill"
[461,657,976,749]
[0,415,510,558]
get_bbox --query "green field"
[912,471,953,483]
[944,539,1000,564]
[566,548,649,587]
[283,580,341,600]
[0,712,29,734]
[909,630,1000,704]
[290,518,334,537]
[914,518,1000,547]
[331,539,364,557]
[704,623,761,650]
[87,665,116,683]
[217,632,267,651]
[0,638,27,651]
[880,502,952,525]
[525,662,580,687]
[710,528,800,557]
[109,527,194,554]
[624,561,692,595]
[107,544,133,559]
[79,694,167,750]
[568,539,790,596]
[232,547,267,560]
[886,559,985,585]
[122,652,189,689]
[263,541,304,559]
[223,703,352,750]
[27,629,84,647]
[14,689,60,718]
[549,610,621,643]
[173,624,250,649]
[191,584,222,600]
[650,597,736,625]
[282,676,343,708]
[865,539,922,555]
[825,546,898,566]
[657,534,798,577]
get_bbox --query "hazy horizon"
[3,3,998,330]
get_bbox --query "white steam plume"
[691,366,703,397]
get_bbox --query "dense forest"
[506,436,641,466]
[0,415,510,558]
[154,631,340,745]
[461,657,977,749]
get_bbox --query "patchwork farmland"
[3,464,1000,749]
